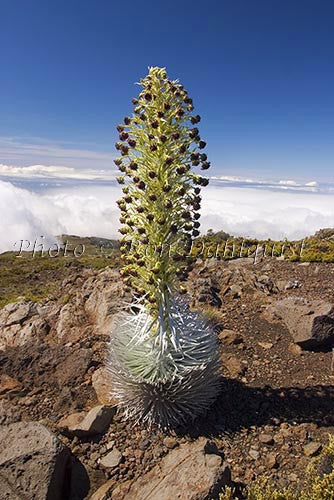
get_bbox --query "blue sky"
[1,0,334,181]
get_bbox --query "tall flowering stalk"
[108,67,220,427]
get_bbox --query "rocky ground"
[0,256,333,499]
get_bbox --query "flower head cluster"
[115,67,210,313]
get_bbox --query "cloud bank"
[1,178,334,253]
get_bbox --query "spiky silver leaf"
[107,295,221,428]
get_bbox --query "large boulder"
[111,437,231,500]
[269,297,334,349]
[0,422,71,500]
[0,301,49,350]
[84,269,124,336]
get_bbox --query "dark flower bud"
[178,187,186,196]
[145,93,152,101]
[124,117,131,125]
[132,98,138,105]
[116,176,125,184]
[190,115,201,124]
[179,145,187,154]
[192,160,200,166]
[114,158,122,166]
[146,214,154,221]
[141,237,149,244]
[176,166,186,175]
[115,142,122,150]
[189,128,199,138]
[133,176,140,183]
[137,260,145,266]
[182,211,191,219]
[165,157,173,166]
[164,103,171,111]
[121,145,129,155]
[162,184,171,192]
[192,230,200,237]
[128,139,137,148]
[165,200,172,209]
[170,224,178,234]
[200,153,207,161]
[159,135,167,143]
[150,144,157,151]
[201,178,209,186]
[194,213,200,220]
[172,132,180,140]
[137,180,146,190]
[134,106,141,114]
[176,108,184,117]
[129,161,138,170]
[158,218,166,225]
[140,114,146,121]
[193,203,201,211]
[201,162,210,170]
[190,152,199,161]
[194,187,201,194]
[184,223,193,231]
[138,227,146,234]
[184,96,193,105]
[198,140,206,149]
[151,120,159,129]
[119,216,126,224]
[194,195,201,203]
[157,111,164,118]
[148,134,155,140]
[122,186,129,193]
[119,131,129,140]
[117,124,125,132]
[149,194,157,201]
[136,206,144,213]
[119,227,128,234]
[187,104,194,112]
[124,196,132,203]
[148,171,156,179]
[193,221,200,228]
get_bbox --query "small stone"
[259,433,274,445]
[258,342,273,349]
[218,329,243,345]
[249,449,260,460]
[304,442,322,457]
[265,453,278,469]
[222,356,246,377]
[0,374,22,395]
[100,448,122,469]
[288,343,302,355]
[163,437,178,449]
[58,405,115,437]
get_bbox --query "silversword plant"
[108,66,220,428]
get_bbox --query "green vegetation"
[0,245,120,308]
[192,229,334,262]
[219,435,334,500]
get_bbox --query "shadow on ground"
[180,378,334,438]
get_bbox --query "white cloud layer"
[1,179,334,253]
